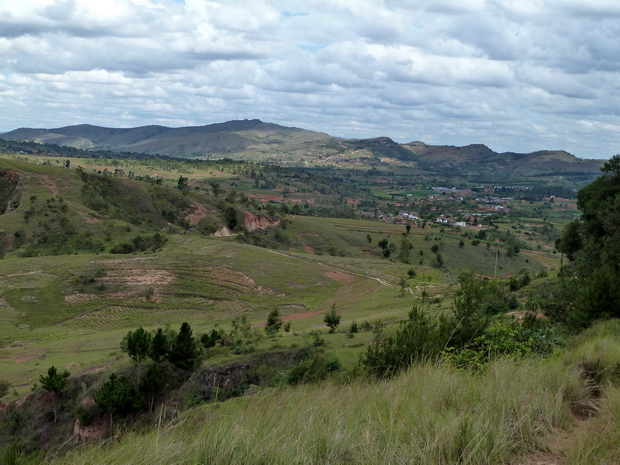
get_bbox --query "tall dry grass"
[53,356,588,465]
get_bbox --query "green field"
[0,149,595,463]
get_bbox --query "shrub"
[359,304,453,378]
[323,304,341,333]
[442,323,564,371]
[265,308,283,335]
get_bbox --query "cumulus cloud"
[0,0,619,158]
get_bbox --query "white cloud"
[0,0,619,158]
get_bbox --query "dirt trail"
[38,175,61,197]
[253,250,392,326]
[37,173,101,222]
[512,411,595,465]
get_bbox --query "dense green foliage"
[265,308,283,335]
[359,304,453,377]
[168,322,199,371]
[39,366,69,395]
[93,374,138,422]
[557,155,620,328]
[442,323,563,371]
[78,169,192,229]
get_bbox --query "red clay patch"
[11,353,44,363]
[324,270,356,284]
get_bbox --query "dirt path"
[254,250,392,326]
[38,175,60,197]
[512,411,594,465]
[36,173,101,222]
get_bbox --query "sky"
[1,0,619,159]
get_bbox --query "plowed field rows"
[61,306,211,330]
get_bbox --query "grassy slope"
[45,320,620,465]
[0,158,559,391]
[52,349,588,465]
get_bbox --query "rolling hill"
[1,120,333,157]
[2,120,604,175]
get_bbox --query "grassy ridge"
[52,355,586,464]
[44,320,620,465]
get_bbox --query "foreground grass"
[53,356,587,465]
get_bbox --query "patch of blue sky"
[281,11,308,17]
[298,44,328,52]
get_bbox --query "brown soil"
[254,269,383,327]
[324,270,357,284]
[512,411,593,465]
[244,212,279,230]
[38,175,61,197]
[102,268,175,286]
[186,200,212,226]
[84,366,107,374]
[11,353,44,363]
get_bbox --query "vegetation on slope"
[0,148,618,463]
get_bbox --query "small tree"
[150,328,169,364]
[399,277,409,296]
[140,364,167,413]
[39,366,70,422]
[265,308,283,335]
[168,322,198,372]
[359,304,453,378]
[121,327,152,384]
[177,175,189,192]
[324,304,341,333]
[451,271,490,347]
[93,374,137,429]
[231,315,251,337]
[201,328,225,355]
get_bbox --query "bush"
[442,323,564,371]
[359,305,453,378]
[324,304,341,333]
[287,353,338,384]
[265,308,283,335]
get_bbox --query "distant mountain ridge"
[1,119,603,174]
[1,119,332,156]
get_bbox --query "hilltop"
[2,120,604,175]
[1,120,333,158]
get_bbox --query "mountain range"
[1,119,603,174]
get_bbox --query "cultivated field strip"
[64,293,98,308]
[210,300,251,313]
[61,305,213,330]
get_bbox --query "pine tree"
[324,304,341,333]
[168,322,198,371]
[265,308,283,334]
[39,366,70,422]
[121,327,152,383]
[150,328,169,364]
[93,374,137,429]
[140,364,167,412]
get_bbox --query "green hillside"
[1,120,604,177]
[4,149,616,464]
